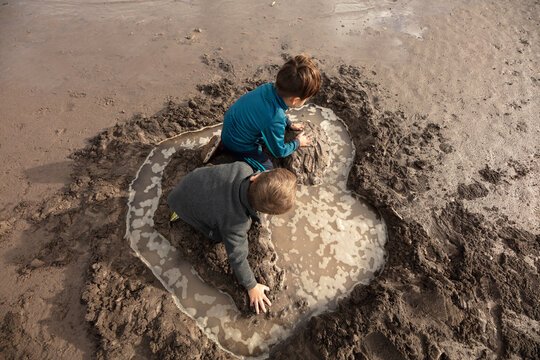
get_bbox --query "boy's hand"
[297,132,310,147]
[289,122,304,131]
[248,283,272,314]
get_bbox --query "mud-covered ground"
[1,59,539,359]
[1,1,539,359]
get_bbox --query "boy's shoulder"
[198,161,254,179]
[253,82,287,111]
[245,82,275,96]
[224,161,254,176]
[239,82,273,102]
[253,82,274,91]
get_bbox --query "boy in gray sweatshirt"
[167,161,297,314]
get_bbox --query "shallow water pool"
[125,104,387,358]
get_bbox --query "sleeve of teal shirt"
[286,118,292,128]
[261,117,299,158]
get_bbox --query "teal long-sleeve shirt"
[221,83,300,158]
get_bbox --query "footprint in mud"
[125,104,387,358]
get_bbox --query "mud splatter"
[458,182,489,200]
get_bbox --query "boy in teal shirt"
[203,54,322,170]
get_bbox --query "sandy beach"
[1,0,538,358]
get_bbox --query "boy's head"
[275,54,321,105]
[248,168,297,215]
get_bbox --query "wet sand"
[1,0,539,359]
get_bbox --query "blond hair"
[248,168,297,214]
[275,54,322,100]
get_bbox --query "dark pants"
[224,146,274,171]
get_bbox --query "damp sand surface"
[2,1,539,358]
[125,105,387,357]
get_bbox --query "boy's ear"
[284,96,302,108]
[250,173,261,182]
[291,97,302,106]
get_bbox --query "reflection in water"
[125,105,387,358]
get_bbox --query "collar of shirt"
[239,176,261,223]
[270,82,288,111]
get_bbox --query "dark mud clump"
[153,150,284,314]
[457,181,489,200]
[3,61,538,360]
[479,164,503,184]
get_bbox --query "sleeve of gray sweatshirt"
[222,228,257,290]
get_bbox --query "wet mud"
[2,62,539,359]
[146,105,385,357]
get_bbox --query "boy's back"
[167,162,257,241]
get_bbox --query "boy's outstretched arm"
[223,231,257,289]
[223,230,271,313]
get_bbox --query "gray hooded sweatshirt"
[167,161,260,290]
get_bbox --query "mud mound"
[458,182,489,200]
[82,238,235,360]
[3,62,538,360]
[276,121,329,185]
[479,165,503,185]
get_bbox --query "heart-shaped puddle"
[125,105,387,358]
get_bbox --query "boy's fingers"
[255,301,260,314]
[260,300,266,313]
[263,295,272,307]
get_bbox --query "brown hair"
[248,168,297,214]
[275,54,321,100]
